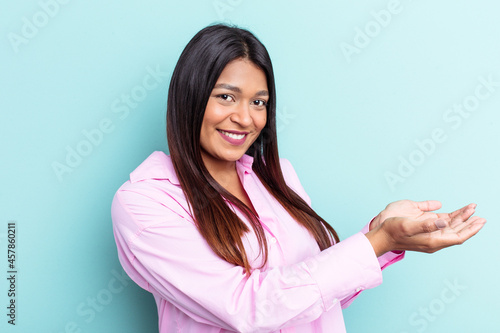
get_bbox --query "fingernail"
[435,219,447,229]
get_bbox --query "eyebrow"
[213,83,269,97]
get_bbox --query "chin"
[224,154,245,161]
[220,150,247,161]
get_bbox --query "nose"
[230,102,252,128]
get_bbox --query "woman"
[111,24,485,332]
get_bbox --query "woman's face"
[200,58,268,168]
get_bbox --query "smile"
[219,130,246,139]
[217,130,248,146]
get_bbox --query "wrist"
[365,225,392,257]
[369,216,379,231]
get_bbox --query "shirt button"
[355,287,363,292]
[270,238,277,244]
[332,298,338,305]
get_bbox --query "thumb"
[402,217,448,235]
[434,219,448,229]
[414,200,442,212]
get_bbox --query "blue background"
[2,0,499,332]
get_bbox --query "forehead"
[215,58,268,90]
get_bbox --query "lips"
[217,129,248,145]
[219,130,246,139]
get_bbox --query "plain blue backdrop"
[2,0,499,332]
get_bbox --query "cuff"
[362,216,406,264]
[304,232,383,312]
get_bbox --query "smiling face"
[200,58,268,171]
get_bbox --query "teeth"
[220,130,245,140]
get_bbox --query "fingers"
[435,203,477,228]
[450,217,486,245]
[461,218,486,237]
[448,205,476,228]
[447,203,477,220]
[381,213,486,253]
[402,213,482,238]
[383,215,486,253]
[398,217,447,236]
[414,200,442,212]
[427,216,486,250]
[449,216,485,234]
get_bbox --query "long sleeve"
[339,221,405,308]
[112,187,384,333]
[111,151,405,333]
[278,158,405,309]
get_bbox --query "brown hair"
[166,24,339,274]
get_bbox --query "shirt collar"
[237,153,254,174]
[130,151,180,184]
[129,151,254,185]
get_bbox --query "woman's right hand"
[365,205,486,256]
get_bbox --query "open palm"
[370,200,477,231]
[366,200,485,255]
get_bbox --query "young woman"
[111,24,485,333]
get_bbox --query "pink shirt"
[111,151,404,332]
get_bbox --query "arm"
[279,158,405,308]
[112,185,385,333]
[340,204,486,309]
[340,218,405,309]
[278,160,486,309]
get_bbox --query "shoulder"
[279,157,301,188]
[128,151,180,184]
[111,152,193,239]
[279,158,296,177]
[279,157,312,206]
[113,151,185,213]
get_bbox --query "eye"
[252,99,268,108]
[216,94,234,102]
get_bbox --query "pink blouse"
[111,151,404,332]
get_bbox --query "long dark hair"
[167,24,339,274]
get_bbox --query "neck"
[201,152,239,187]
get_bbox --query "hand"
[366,203,486,256]
[370,200,475,231]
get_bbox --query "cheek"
[203,99,226,126]
[255,112,267,130]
